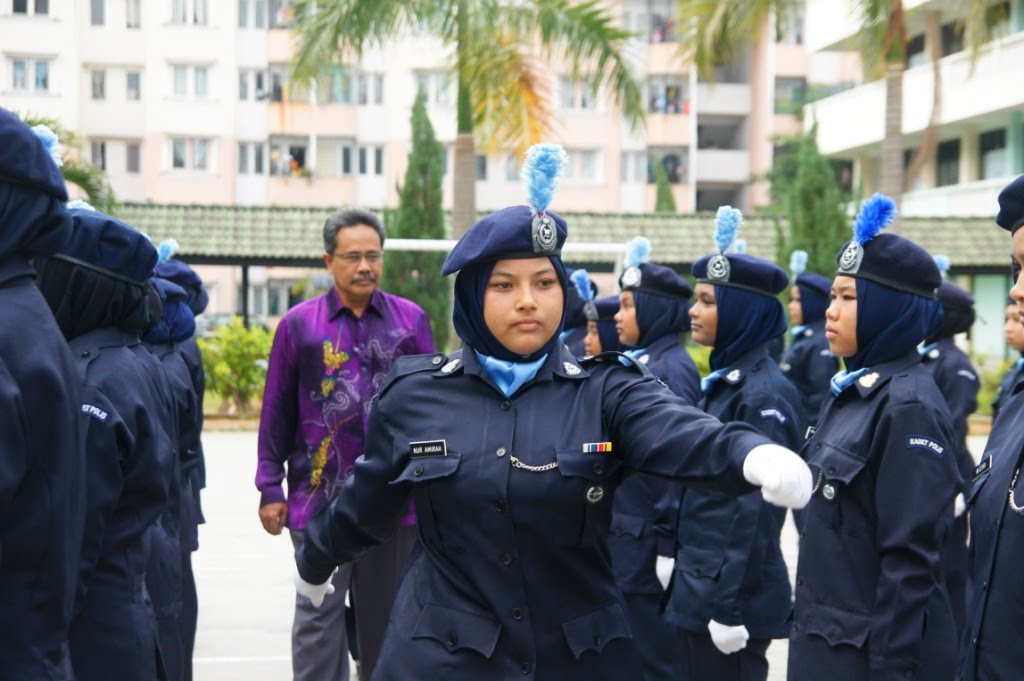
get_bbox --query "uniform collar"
[703,343,769,393]
[326,286,384,321]
[852,349,921,397]
[450,341,589,387]
[69,326,142,352]
[0,254,35,286]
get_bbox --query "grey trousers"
[290,531,352,681]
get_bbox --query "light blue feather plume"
[934,254,951,280]
[158,239,180,265]
[733,239,747,254]
[625,236,652,268]
[521,143,568,214]
[32,124,63,168]
[790,250,808,276]
[715,206,742,253]
[570,269,595,302]
[66,199,95,211]
[853,193,897,245]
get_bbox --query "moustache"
[351,274,377,284]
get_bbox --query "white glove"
[708,619,749,655]
[954,492,967,518]
[293,563,335,608]
[743,443,813,510]
[655,555,674,590]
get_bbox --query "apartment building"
[0,0,842,319]
[804,0,1024,217]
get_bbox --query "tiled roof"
[119,203,1006,270]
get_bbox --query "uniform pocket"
[805,603,870,650]
[609,512,645,539]
[561,602,633,659]
[412,603,502,658]
[390,454,463,553]
[808,442,871,537]
[554,448,619,547]
[675,546,724,580]
[390,453,463,485]
[555,448,620,481]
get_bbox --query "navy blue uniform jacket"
[780,320,839,430]
[609,333,701,596]
[990,357,1023,425]
[665,344,801,639]
[0,256,85,680]
[68,328,174,681]
[921,338,979,493]
[788,351,961,681]
[298,344,776,681]
[960,382,1024,681]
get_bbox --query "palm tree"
[291,0,645,237]
[677,0,998,206]
[19,114,119,215]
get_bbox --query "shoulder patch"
[81,403,109,422]
[819,349,834,357]
[759,407,788,424]
[957,369,978,382]
[905,435,946,458]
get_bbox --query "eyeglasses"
[332,251,383,264]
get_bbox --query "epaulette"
[579,351,654,379]
[378,352,449,399]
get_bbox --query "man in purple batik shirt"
[256,208,434,681]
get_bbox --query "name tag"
[805,426,816,441]
[410,440,447,458]
[974,457,992,481]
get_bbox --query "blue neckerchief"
[790,324,808,340]
[559,329,573,342]
[919,341,939,357]
[830,368,869,396]
[475,351,548,397]
[1015,357,1024,371]
[618,346,648,367]
[701,368,728,394]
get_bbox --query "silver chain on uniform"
[811,469,824,495]
[1009,466,1024,515]
[510,455,559,472]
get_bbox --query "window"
[563,149,600,181]
[126,71,140,99]
[358,146,367,174]
[238,0,248,27]
[319,66,354,104]
[126,0,140,27]
[13,0,27,13]
[239,70,249,100]
[11,59,27,90]
[980,129,1007,180]
[35,0,47,14]
[560,77,597,111]
[774,77,807,115]
[173,65,187,96]
[172,0,187,23]
[254,143,264,173]
[648,76,688,114]
[238,143,249,173]
[194,66,208,97]
[91,141,106,170]
[269,64,307,102]
[373,74,384,105]
[91,0,104,25]
[270,0,293,28]
[342,145,352,174]
[354,145,385,175]
[269,137,308,176]
[505,155,518,181]
[171,137,212,171]
[648,148,688,184]
[254,0,266,27]
[374,146,384,175]
[620,151,647,183]
[775,6,804,44]
[34,60,49,91]
[13,0,48,15]
[315,138,357,176]
[239,142,266,174]
[476,154,487,181]
[936,139,960,187]
[172,138,187,168]
[193,0,207,25]
[91,70,105,100]
[413,71,450,105]
[649,0,677,43]
[127,143,141,173]
[172,0,206,25]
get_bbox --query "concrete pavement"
[192,431,988,681]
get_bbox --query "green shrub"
[198,317,273,414]
[976,357,1013,417]
[686,341,711,376]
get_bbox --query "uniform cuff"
[259,486,286,507]
[296,541,335,586]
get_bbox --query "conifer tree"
[383,90,451,350]
[653,158,677,213]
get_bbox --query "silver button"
[496,447,507,458]
[431,355,443,365]
[585,486,604,504]
[822,483,837,501]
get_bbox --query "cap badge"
[532,213,557,253]
[838,242,864,274]
[621,266,641,288]
[707,254,731,281]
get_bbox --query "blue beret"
[441,205,567,275]
[997,174,1024,233]
[0,107,67,200]
[149,276,188,304]
[585,295,620,322]
[936,281,974,311]
[692,253,788,296]
[619,261,693,301]
[835,232,940,298]
[796,273,832,299]
[58,209,157,284]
